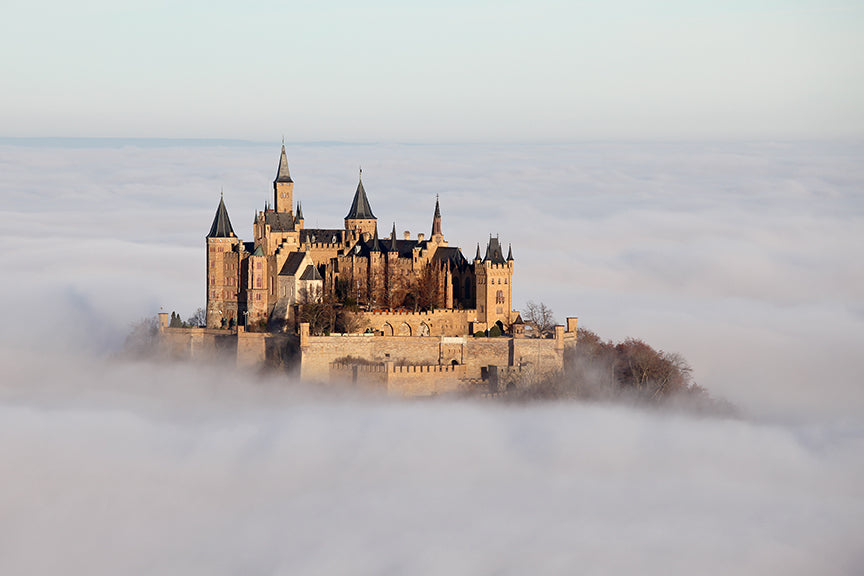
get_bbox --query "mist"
[0,139,862,573]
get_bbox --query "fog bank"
[1,352,862,575]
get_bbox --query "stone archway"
[382,323,394,336]
[399,322,412,336]
[419,322,430,336]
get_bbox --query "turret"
[344,168,377,236]
[274,144,294,214]
[296,202,304,230]
[474,235,513,327]
[206,194,241,329]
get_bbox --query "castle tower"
[206,195,241,328]
[295,202,304,230]
[474,236,514,327]
[430,196,443,244]
[274,144,294,214]
[345,170,377,236]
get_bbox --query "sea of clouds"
[0,139,862,574]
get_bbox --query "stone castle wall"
[357,308,475,337]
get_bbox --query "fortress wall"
[160,327,238,361]
[512,338,565,374]
[301,334,443,381]
[358,309,474,337]
[330,362,467,396]
[237,328,266,367]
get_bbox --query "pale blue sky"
[1,0,861,140]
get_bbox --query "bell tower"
[273,144,294,214]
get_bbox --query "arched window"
[496,290,505,304]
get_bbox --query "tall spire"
[345,173,376,219]
[431,195,442,238]
[389,223,398,252]
[274,144,293,183]
[506,243,513,261]
[368,224,383,252]
[474,243,481,261]
[296,202,304,220]
[207,196,235,238]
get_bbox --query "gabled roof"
[483,236,507,264]
[432,246,469,269]
[345,178,375,219]
[274,144,293,183]
[280,251,308,276]
[252,244,264,256]
[264,212,295,232]
[300,264,323,281]
[207,196,235,238]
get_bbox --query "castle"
[161,145,577,395]
[206,145,516,337]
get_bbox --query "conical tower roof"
[389,223,398,252]
[296,202,304,220]
[346,173,375,219]
[507,244,513,261]
[368,224,383,252]
[207,196,235,238]
[274,144,293,183]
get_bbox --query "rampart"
[157,312,577,397]
[356,308,474,337]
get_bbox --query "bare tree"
[299,285,336,335]
[186,307,206,328]
[523,300,557,337]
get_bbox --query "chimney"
[418,233,425,242]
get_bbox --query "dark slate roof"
[300,229,343,245]
[432,246,469,269]
[483,237,507,264]
[474,244,481,261]
[345,178,375,219]
[507,244,513,261]
[300,264,323,281]
[296,202,304,220]
[207,197,235,238]
[264,212,295,232]
[274,145,293,183]
[280,252,307,276]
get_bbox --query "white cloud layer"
[0,139,861,573]
[1,351,862,576]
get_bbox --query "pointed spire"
[431,195,442,238]
[474,243,481,261]
[274,144,293,183]
[207,196,235,238]
[296,201,304,220]
[368,224,383,252]
[389,223,398,252]
[345,173,376,219]
[507,244,513,261]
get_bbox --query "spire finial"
[220,187,223,199]
[282,134,285,145]
[359,166,362,181]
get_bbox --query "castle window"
[504,279,507,284]
[496,290,504,304]
[256,277,262,288]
